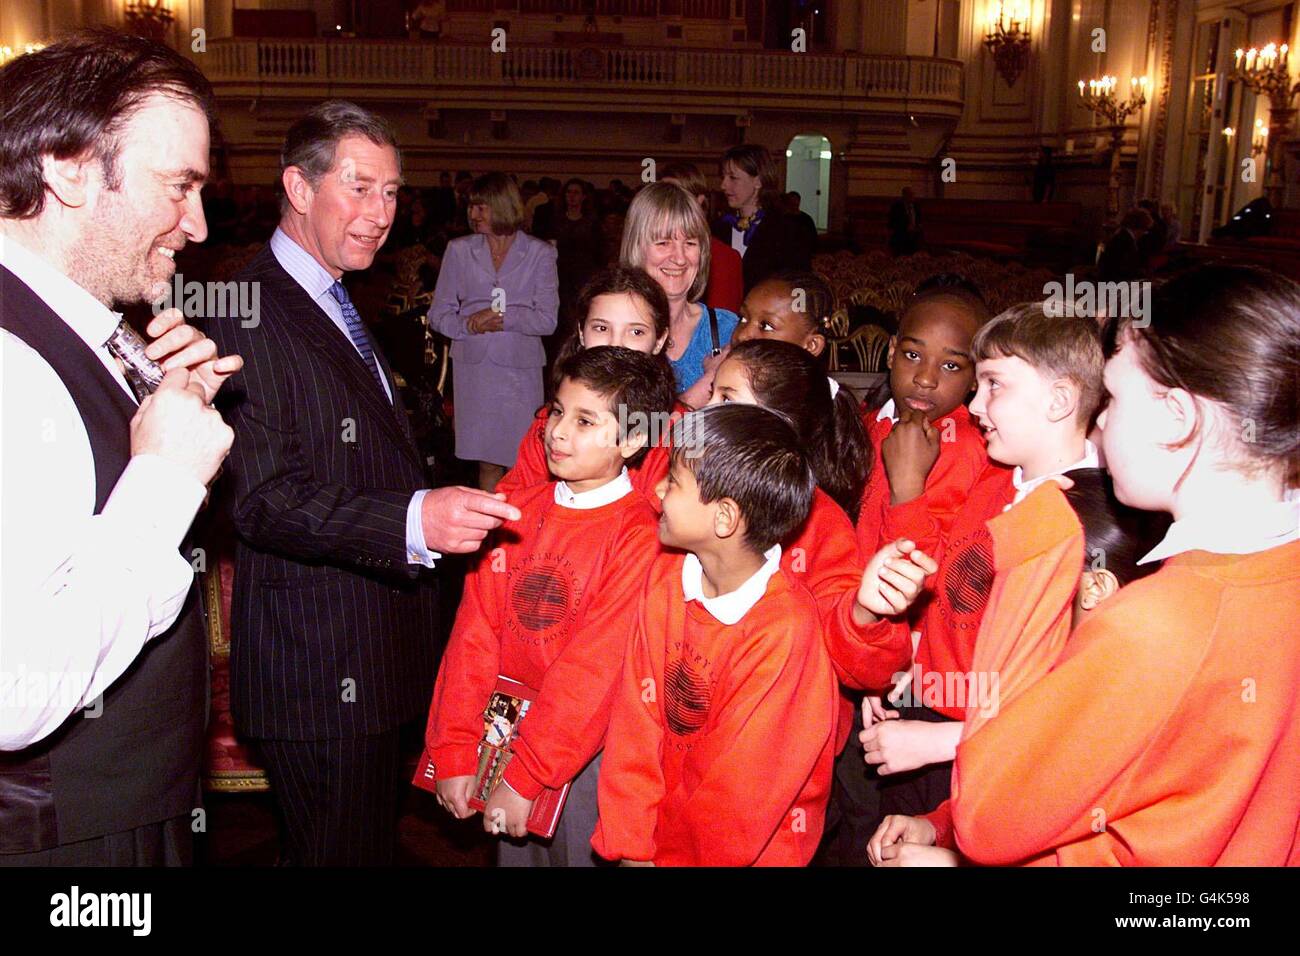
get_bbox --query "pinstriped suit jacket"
[207,245,438,741]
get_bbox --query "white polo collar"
[1010,439,1100,506]
[1139,497,1300,565]
[875,398,898,424]
[554,467,633,509]
[681,544,782,625]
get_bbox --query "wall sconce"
[984,0,1032,87]
[1252,118,1269,156]
[1231,41,1299,206]
[1078,75,1150,223]
[125,0,175,41]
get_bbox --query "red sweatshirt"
[856,404,989,561]
[416,480,660,801]
[949,485,1300,866]
[591,551,838,866]
[788,488,913,749]
[496,402,683,501]
[910,461,1016,719]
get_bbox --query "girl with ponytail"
[707,339,934,760]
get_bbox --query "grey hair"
[279,100,400,208]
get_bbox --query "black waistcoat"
[0,264,207,853]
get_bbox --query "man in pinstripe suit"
[208,101,519,865]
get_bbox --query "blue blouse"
[670,305,739,392]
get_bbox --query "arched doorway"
[784,134,830,231]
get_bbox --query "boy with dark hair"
[416,346,675,866]
[593,404,934,866]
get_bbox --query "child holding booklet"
[415,346,674,865]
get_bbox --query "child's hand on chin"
[435,775,476,819]
[881,406,941,504]
[483,782,533,839]
[855,538,939,622]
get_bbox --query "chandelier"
[125,0,175,41]
[984,1,1032,87]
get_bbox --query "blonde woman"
[429,172,559,490]
[620,181,739,407]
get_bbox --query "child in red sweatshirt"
[855,277,992,561]
[831,278,990,864]
[415,345,675,866]
[860,304,1104,836]
[708,340,930,746]
[497,265,683,500]
[592,404,935,866]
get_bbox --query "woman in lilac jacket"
[428,173,559,490]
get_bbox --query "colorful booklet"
[464,675,571,839]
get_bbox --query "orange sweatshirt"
[788,488,913,749]
[591,551,838,866]
[856,404,989,561]
[910,461,1016,718]
[496,401,684,501]
[416,481,660,801]
[922,483,1083,850]
[949,484,1300,866]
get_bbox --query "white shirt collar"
[1010,439,1099,506]
[876,398,898,424]
[0,233,122,351]
[554,467,633,509]
[1139,498,1300,565]
[681,544,782,625]
[269,227,338,302]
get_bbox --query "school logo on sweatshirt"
[665,643,717,737]
[940,528,995,627]
[507,552,583,646]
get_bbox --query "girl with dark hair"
[496,265,681,499]
[708,340,924,766]
[730,269,833,363]
[715,144,815,292]
[872,263,1300,867]
[716,339,868,520]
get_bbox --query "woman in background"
[620,181,738,408]
[428,172,559,490]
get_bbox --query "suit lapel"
[257,252,425,472]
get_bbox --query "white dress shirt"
[0,234,206,750]
[681,544,782,625]
[268,228,439,568]
[875,398,899,424]
[554,467,633,509]
[1010,439,1100,507]
[1139,497,1300,565]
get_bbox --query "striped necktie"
[328,280,387,395]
